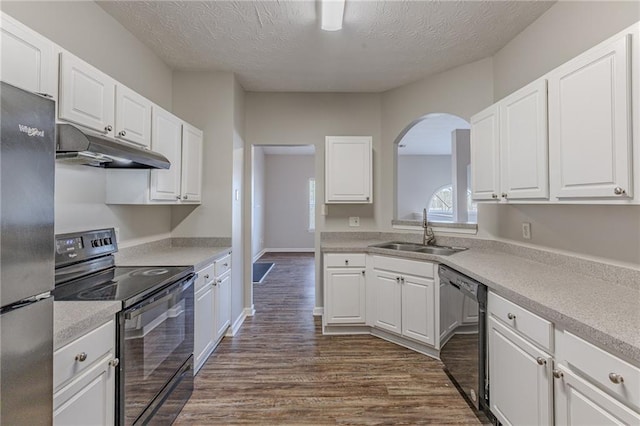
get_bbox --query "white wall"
[486,1,640,265]
[264,154,315,250]
[0,1,175,243]
[251,147,266,259]
[232,78,246,324]
[397,156,451,220]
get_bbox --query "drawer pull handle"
[609,373,624,384]
[552,369,563,379]
[75,352,88,362]
[109,358,120,368]
[507,313,516,320]
[536,357,546,366]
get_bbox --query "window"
[308,178,316,231]
[428,185,477,223]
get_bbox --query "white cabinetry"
[180,124,204,203]
[471,80,548,202]
[59,52,116,136]
[488,292,553,426]
[150,106,184,201]
[194,253,232,374]
[323,253,367,325]
[53,319,116,426]
[115,84,152,148]
[0,12,57,98]
[325,136,372,203]
[549,34,633,200]
[369,256,435,346]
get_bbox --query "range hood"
[56,123,170,169]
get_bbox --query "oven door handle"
[124,276,194,320]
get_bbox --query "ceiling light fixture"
[321,0,345,31]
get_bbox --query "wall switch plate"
[321,204,328,216]
[114,227,120,243]
[349,216,360,227]
[522,222,531,239]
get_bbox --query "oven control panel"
[55,228,118,267]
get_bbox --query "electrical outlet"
[349,216,360,227]
[522,222,531,240]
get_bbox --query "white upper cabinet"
[115,84,152,148]
[499,79,549,200]
[549,34,633,200]
[180,124,204,203]
[59,52,116,135]
[150,106,183,201]
[325,136,372,203]
[0,12,56,98]
[471,104,500,201]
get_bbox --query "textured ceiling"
[98,0,555,92]
[398,113,470,156]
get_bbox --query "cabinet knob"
[501,193,508,199]
[536,357,546,366]
[204,274,210,279]
[104,125,113,133]
[613,187,626,196]
[361,270,365,276]
[75,352,88,362]
[183,195,188,200]
[396,277,400,283]
[109,358,120,368]
[507,313,516,320]
[491,193,498,199]
[118,130,126,137]
[366,196,370,201]
[345,260,349,265]
[223,263,229,267]
[217,279,222,284]
[176,195,181,200]
[552,369,564,379]
[609,373,624,384]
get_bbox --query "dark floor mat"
[252,262,275,283]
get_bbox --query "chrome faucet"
[423,208,436,246]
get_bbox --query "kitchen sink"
[369,241,467,256]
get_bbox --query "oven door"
[118,275,194,425]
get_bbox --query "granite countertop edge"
[115,245,232,271]
[54,301,121,350]
[321,240,640,365]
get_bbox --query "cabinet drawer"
[196,263,215,292]
[54,319,115,390]
[371,255,434,278]
[559,331,640,409]
[488,292,553,352]
[325,253,366,268]
[214,253,231,277]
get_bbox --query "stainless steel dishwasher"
[438,265,494,424]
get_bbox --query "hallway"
[175,252,480,425]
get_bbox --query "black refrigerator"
[0,82,55,424]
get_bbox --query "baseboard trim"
[253,249,267,263]
[313,307,324,317]
[264,248,315,253]
[227,310,248,337]
[244,305,255,317]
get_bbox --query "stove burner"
[131,268,169,277]
[78,283,118,300]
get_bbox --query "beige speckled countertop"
[116,245,231,271]
[54,301,121,349]
[322,234,640,365]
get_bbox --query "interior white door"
[58,52,115,135]
[401,274,435,346]
[549,34,633,199]
[499,79,549,200]
[150,106,182,201]
[470,104,500,201]
[115,84,151,148]
[180,124,203,202]
[194,284,215,373]
[371,270,402,334]
[325,136,372,203]
[325,268,366,324]
[215,272,232,340]
[0,12,56,98]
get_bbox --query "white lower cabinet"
[53,319,116,426]
[370,256,435,346]
[214,271,232,339]
[323,253,367,326]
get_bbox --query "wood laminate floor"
[175,252,481,425]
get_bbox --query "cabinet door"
[401,274,435,346]
[53,356,115,426]
[470,104,500,201]
[59,52,115,135]
[180,124,203,203]
[371,269,402,334]
[488,317,553,426]
[500,79,549,200]
[325,136,372,203]
[150,106,182,201]
[325,268,366,325]
[554,365,640,426]
[115,84,151,148]
[0,12,56,98]
[214,272,232,340]
[194,284,215,373]
[549,34,633,199]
